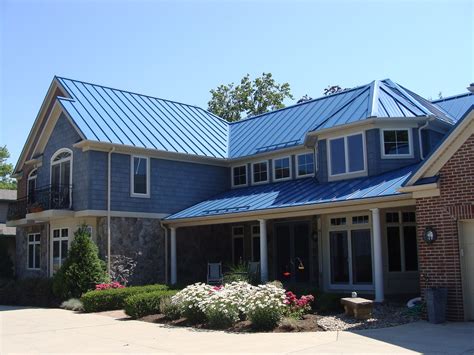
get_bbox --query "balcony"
[7,184,73,221]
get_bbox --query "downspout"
[160,221,169,285]
[107,147,115,275]
[419,116,435,160]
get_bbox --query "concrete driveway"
[1,306,473,354]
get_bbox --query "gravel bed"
[317,303,420,331]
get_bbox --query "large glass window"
[51,149,72,208]
[27,233,41,270]
[52,228,68,273]
[27,169,37,205]
[329,133,365,176]
[252,161,268,184]
[330,231,349,284]
[382,129,411,156]
[273,157,291,180]
[297,153,315,177]
[131,156,149,196]
[232,226,244,264]
[232,165,247,186]
[385,211,418,272]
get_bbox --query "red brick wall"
[416,134,474,321]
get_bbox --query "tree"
[208,73,294,122]
[297,95,313,104]
[53,225,108,299]
[323,85,346,96]
[0,146,16,190]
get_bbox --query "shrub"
[60,298,84,312]
[223,262,250,284]
[199,286,240,329]
[124,290,178,319]
[0,278,59,307]
[171,283,212,323]
[160,296,181,320]
[247,284,286,330]
[81,284,168,312]
[53,225,108,299]
[0,240,14,279]
[284,291,314,319]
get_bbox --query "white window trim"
[251,160,269,185]
[231,226,245,263]
[27,233,41,270]
[327,213,374,291]
[380,128,413,159]
[385,211,418,274]
[272,156,292,182]
[327,132,367,180]
[231,164,248,188]
[130,155,151,198]
[50,228,69,275]
[27,169,38,200]
[251,224,260,262]
[50,148,73,207]
[296,152,315,178]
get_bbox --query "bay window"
[328,133,366,177]
[297,153,315,177]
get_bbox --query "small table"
[340,297,374,320]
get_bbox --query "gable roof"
[165,164,415,223]
[432,92,474,122]
[228,79,454,158]
[55,77,229,159]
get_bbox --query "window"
[381,129,412,157]
[251,225,260,262]
[385,211,418,272]
[330,217,346,226]
[131,156,150,197]
[27,169,37,204]
[232,165,247,187]
[297,153,315,177]
[51,148,72,208]
[273,157,291,181]
[328,133,365,177]
[252,161,268,184]
[232,226,244,264]
[352,215,369,225]
[52,228,69,274]
[27,233,41,270]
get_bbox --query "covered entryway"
[460,220,474,320]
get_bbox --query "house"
[7,77,474,320]
[1,189,17,273]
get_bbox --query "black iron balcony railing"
[7,184,73,221]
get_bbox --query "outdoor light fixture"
[424,226,437,244]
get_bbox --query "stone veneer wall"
[15,224,48,278]
[415,134,474,321]
[96,217,165,285]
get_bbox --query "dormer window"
[328,133,366,178]
[252,161,268,184]
[273,157,291,181]
[381,129,412,158]
[232,165,247,187]
[296,153,315,177]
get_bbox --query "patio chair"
[207,262,223,285]
[248,261,260,281]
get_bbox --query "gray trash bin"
[425,287,448,324]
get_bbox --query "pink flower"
[95,282,125,291]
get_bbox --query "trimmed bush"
[124,290,178,319]
[53,225,108,299]
[81,284,168,312]
[0,278,59,307]
[160,296,181,320]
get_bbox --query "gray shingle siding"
[421,129,445,157]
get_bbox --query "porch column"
[170,227,177,285]
[259,219,268,283]
[371,208,384,302]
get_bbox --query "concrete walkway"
[1,306,473,354]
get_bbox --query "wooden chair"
[207,262,223,285]
[248,261,260,281]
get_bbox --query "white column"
[170,227,177,285]
[259,219,268,283]
[371,208,384,302]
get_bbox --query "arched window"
[27,169,37,204]
[50,148,72,208]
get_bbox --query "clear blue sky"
[1,0,473,165]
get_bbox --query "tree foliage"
[0,146,16,190]
[297,95,313,104]
[208,73,294,122]
[323,85,346,96]
[53,225,108,299]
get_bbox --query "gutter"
[160,221,169,285]
[107,146,116,274]
[419,116,436,160]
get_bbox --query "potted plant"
[28,202,44,213]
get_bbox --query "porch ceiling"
[165,165,416,224]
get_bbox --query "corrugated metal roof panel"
[56,77,229,158]
[166,165,414,221]
[432,92,474,122]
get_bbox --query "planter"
[29,206,44,213]
[425,287,448,324]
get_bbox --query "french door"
[330,228,373,287]
[51,228,69,274]
[275,222,310,283]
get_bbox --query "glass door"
[52,228,69,273]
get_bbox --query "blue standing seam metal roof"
[432,92,474,122]
[165,165,415,221]
[228,79,454,159]
[55,77,229,159]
